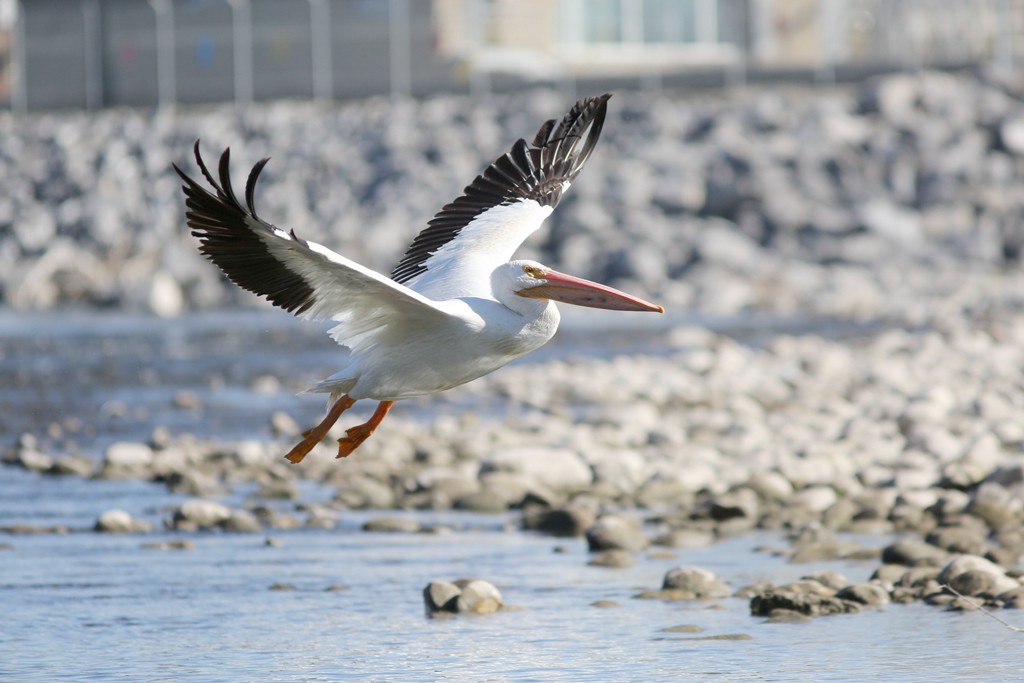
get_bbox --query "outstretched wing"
[173,141,453,336]
[391,94,611,300]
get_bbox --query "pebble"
[423,580,462,613]
[456,583,507,615]
[222,510,263,533]
[925,526,987,555]
[835,583,891,608]
[172,499,233,530]
[588,550,635,568]
[480,447,593,492]
[585,515,649,552]
[651,528,715,549]
[453,491,511,514]
[422,578,504,615]
[95,509,152,533]
[102,441,154,470]
[362,516,422,533]
[47,455,96,477]
[521,506,595,538]
[140,540,196,551]
[936,555,1020,597]
[660,566,731,599]
[880,539,950,567]
[749,584,861,618]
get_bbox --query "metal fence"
[7,0,453,110]
[2,0,1023,111]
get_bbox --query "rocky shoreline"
[5,69,1024,623]
[5,309,1024,620]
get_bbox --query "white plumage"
[173,94,662,462]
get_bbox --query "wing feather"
[390,94,611,294]
[173,141,453,339]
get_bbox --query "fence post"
[816,0,837,85]
[10,0,25,113]
[995,0,1013,73]
[388,0,411,99]
[229,0,253,105]
[83,0,103,109]
[150,0,175,110]
[310,0,332,102]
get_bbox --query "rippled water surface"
[2,310,1022,682]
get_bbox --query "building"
[0,0,1020,110]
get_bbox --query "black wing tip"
[390,95,614,284]
[246,157,272,217]
[173,141,319,316]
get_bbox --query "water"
[1,310,1022,682]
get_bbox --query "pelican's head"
[497,260,663,313]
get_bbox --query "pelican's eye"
[522,265,544,278]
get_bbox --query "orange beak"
[517,269,663,313]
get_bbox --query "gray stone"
[103,441,154,470]
[925,526,987,555]
[454,579,503,614]
[744,471,794,502]
[222,509,263,533]
[13,448,54,472]
[749,585,860,618]
[423,580,461,613]
[708,487,760,521]
[790,539,862,563]
[995,586,1024,608]
[334,476,396,509]
[95,509,151,533]
[47,455,95,477]
[801,571,850,591]
[172,499,233,529]
[662,566,731,599]
[521,506,595,537]
[937,555,1019,597]
[588,549,635,568]
[163,470,224,497]
[835,583,890,607]
[475,472,532,508]
[881,539,950,567]
[270,411,302,437]
[480,447,593,492]
[453,491,509,513]
[362,516,422,533]
[585,515,648,552]
[652,528,715,549]
[968,483,1022,530]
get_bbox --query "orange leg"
[336,400,395,459]
[284,395,356,464]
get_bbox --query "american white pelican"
[173,94,663,463]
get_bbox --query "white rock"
[791,486,838,513]
[104,441,154,469]
[175,499,232,528]
[95,509,150,533]
[937,555,1020,595]
[745,471,794,501]
[148,271,184,318]
[480,447,592,491]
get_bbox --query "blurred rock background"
[2,70,1024,325]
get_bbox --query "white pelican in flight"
[173,94,663,463]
